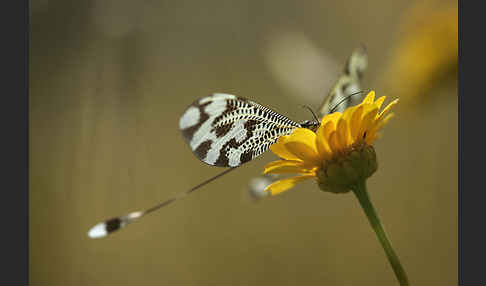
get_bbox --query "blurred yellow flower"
[264,91,398,195]
[383,1,457,101]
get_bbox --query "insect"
[248,45,368,197]
[88,46,368,239]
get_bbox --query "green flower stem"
[351,180,409,286]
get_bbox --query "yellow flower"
[264,91,398,195]
[264,91,408,284]
[382,1,457,101]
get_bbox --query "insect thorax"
[299,120,320,132]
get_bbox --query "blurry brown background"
[30,0,457,285]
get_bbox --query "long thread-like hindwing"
[179,93,301,167]
[318,46,368,117]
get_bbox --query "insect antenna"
[329,90,369,113]
[299,104,320,122]
[88,167,238,239]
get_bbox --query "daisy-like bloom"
[263,90,409,285]
[264,90,397,196]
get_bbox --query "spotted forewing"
[179,93,302,167]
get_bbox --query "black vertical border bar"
[459,1,484,285]
[0,0,29,285]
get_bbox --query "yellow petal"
[316,121,334,160]
[362,91,375,104]
[342,105,358,122]
[336,118,351,147]
[371,113,395,134]
[360,102,377,117]
[320,112,341,126]
[374,96,386,110]
[359,106,379,138]
[318,112,342,155]
[322,121,336,141]
[284,129,320,164]
[366,113,395,145]
[269,135,302,161]
[349,105,364,141]
[265,174,315,196]
[264,160,315,175]
[377,99,399,122]
[328,131,341,153]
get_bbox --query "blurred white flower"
[247,174,279,201]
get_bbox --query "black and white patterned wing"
[318,46,368,117]
[179,93,301,167]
